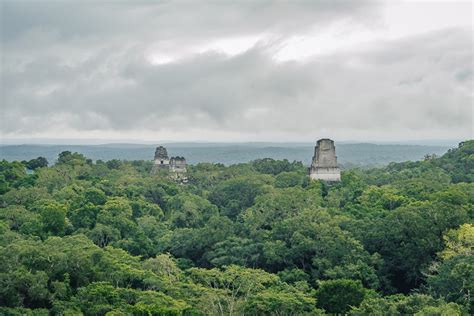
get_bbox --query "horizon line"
[0,138,465,147]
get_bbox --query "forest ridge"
[0,140,472,315]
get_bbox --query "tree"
[274,171,304,188]
[258,209,380,288]
[438,224,474,260]
[24,157,48,170]
[0,205,43,237]
[242,186,323,236]
[358,201,469,292]
[251,158,303,175]
[35,167,73,193]
[130,198,163,219]
[167,193,218,228]
[326,170,367,208]
[97,197,135,237]
[416,302,466,315]
[0,174,8,194]
[168,216,234,264]
[37,200,67,236]
[431,140,474,183]
[315,279,366,314]
[69,203,101,229]
[243,287,322,315]
[350,294,467,315]
[143,179,179,209]
[427,255,474,312]
[0,268,50,308]
[84,187,107,206]
[0,186,50,209]
[56,151,87,165]
[208,176,268,219]
[106,159,122,170]
[0,160,28,193]
[205,237,262,267]
[188,265,279,315]
[142,254,183,284]
[358,185,407,211]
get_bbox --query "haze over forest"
[0,142,456,167]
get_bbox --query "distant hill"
[0,143,452,167]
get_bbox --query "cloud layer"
[1,1,472,141]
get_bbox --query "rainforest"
[0,140,472,315]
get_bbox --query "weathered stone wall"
[170,157,187,173]
[154,146,169,160]
[151,146,187,176]
[151,146,170,174]
[309,167,341,181]
[309,139,341,181]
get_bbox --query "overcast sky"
[1,0,473,143]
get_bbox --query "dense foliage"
[0,140,472,315]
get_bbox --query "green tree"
[69,203,101,229]
[316,279,366,314]
[97,197,135,237]
[205,237,262,267]
[243,287,322,315]
[358,201,469,292]
[0,268,50,308]
[57,151,88,165]
[438,224,474,260]
[427,255,474,312]
[260,209,380,288]
[242,186,323,236]
[252,158,303,175]
[189,265,279,315]
[24,157,48,170]
[350,293,467,315]
[37,200,67,236]
[431,140,474,183]
[84,187,107,206]
[208,176,269,219]
[274,171,305,188]
[358,185,407,211]
[0,160,28,193]
[167,193,218,228]
[0,205,43,237]
[168,215,234,264]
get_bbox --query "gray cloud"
[1,1,472,141]
[2,1,376,41]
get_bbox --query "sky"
[1,0,473,143]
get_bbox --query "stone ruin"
[170,156,187,173]
[151,146,187,178]
[151,146,170,172]
[309,138,341,182]
[151,141,341,183]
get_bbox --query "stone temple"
[151,146,187,176]
[152,146,170,172]
[309,138,341,181]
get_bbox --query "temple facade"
[151,146,170,173]
[170,157,187,173]
[151,146,187,176]
[309,138,341,181]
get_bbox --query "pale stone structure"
[170,157,187,173]
[151,146,170,173]
[151,146,187,177]
[309,138,341,181]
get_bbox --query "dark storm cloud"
[1,1,472,140]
